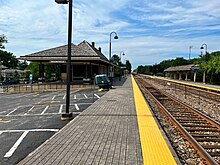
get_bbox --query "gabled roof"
[164,64,199,72]
[19,40,109,63]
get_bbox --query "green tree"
[0,34,7,49]
[18,61,28,70]
[13,71,20,81]
[27,62,39,80]
[125,60,132,73]
[111,54,120,65]
[0,50,18,68]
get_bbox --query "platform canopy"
[164,64,199,72]
[19,40,110,65]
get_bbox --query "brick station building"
[20,40,112,83]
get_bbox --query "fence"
[0,83,97,93]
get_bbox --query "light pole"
[0,61,2,81]
[200,43,208,84]
[120,51,125,63]
[109,32,118,61]
[108,32,118,81]
[189,46,193,60]
[55,0,73,120]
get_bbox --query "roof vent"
[98,47,101,52]
[91,42,95,47]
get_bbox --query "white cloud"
[0,0,220,70]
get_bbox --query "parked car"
[1,79,19,85]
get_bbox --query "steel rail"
[134,76,219,165]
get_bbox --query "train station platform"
[18,76,179,165]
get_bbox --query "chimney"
[91,42,95,47]
[98,47,101,52]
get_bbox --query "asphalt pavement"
[0,89,107,165]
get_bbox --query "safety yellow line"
[147,75,220,92]
[132,76,177,165]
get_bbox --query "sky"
[1,0,220,70]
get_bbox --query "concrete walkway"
[18,76,143,165]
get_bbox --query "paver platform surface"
[18,77,143,165]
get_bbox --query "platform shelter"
[164,64,199,82]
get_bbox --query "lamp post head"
[55,0,68,4]
[200,46,204,50]
[114,35,118,39]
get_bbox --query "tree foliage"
[27,62,39,80]
[0,50,18,68]
[134,51,220,84]
[0,34,7,49]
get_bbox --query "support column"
[203,71,206,84]
[39,63,45,83]
[179,73,182,80]
[185,72,188,81]
[194,72,197,82]
[174,73,177,79]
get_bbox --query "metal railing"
[0,83,97,93]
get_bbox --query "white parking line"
[52,95,56,100]
[59,104,63,114]
[6,106,21,116]
[41,106,49,115]
[74,95,76,99]
[4,131,29,158]
[0,129,59,133]
[63,94,66,100]
[75,104,79,111]
[94,94,100,99]
[24,106,35,115]
[84,94,88,98]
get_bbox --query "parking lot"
[0,89,107,165]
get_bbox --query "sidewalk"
[18,76,143,165]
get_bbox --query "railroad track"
[134,75,220,165]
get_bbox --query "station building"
[19,40,112,83]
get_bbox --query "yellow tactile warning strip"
[131,76,177,165]
[148,75,220,92]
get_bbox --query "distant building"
[164,64,199,82]
[2,69,25,80]
[19,40,112,83]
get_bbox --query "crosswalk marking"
[84,94,88,98]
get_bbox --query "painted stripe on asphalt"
[0,129,59,133]
[4,131,29,158]
[52,95,56,100]
[94,94,100,99]
[24,106,35,115]
[6,106,21,116]
[63,94,66,100]
[59,104,63,114]
[41,106,49,115]
[75,104,79,111]
[0,112,81,117]
[84,94,88,98]
[74,95,76,99]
